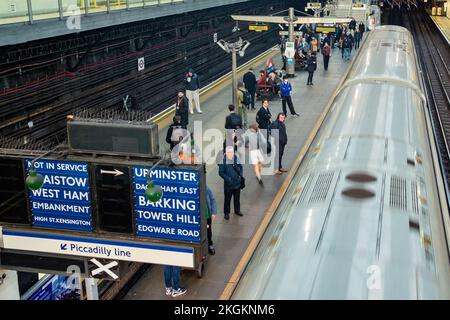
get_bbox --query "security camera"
[217,40,230,53]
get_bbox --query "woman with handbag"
[218,146,244,220]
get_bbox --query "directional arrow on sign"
[60,243,67,250]
[100,169,124,177]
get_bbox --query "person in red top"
[257,70,267,87]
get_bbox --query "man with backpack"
[237,81,250,129]
[280,76,300,117]
[166,115,187,151]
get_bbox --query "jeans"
[224,188,240,214]
[307,71,314,84]
[248,90,256,109]
[282,96,297,115]
[343,48,350,61]
[164,265,181,289]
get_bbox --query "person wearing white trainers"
[164,265,187,297]
[184,68,202,114]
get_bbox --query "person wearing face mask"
[175,91,189,127]
[280,76,300,117]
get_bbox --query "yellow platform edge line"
[151,46,278,127]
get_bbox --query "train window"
[409,219,420,231]
[342,188,375,199]
[407,158,416,166]
[0,158,30,224]
[345,172,377,183]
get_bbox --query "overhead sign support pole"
[286,7,296,77]
[231,8,351,78]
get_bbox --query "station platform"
[430,15,450,45]
[123,43,359,300]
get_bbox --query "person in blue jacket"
[218,146,243,220]
[280,76,300,117]
[206,186,218,255]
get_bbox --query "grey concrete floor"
[124,45,358,300]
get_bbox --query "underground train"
[231,26,450,299]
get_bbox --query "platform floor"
[124,44,359,300]
[430,15,450,45]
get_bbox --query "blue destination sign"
[133,166,201,243]
[26,159,92,231]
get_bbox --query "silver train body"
[232,26,450,299]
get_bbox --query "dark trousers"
[323,56,330,70]
[307,71,314,84]
[207,217,213,246]
[248,90,256,109]
[282,96,296,115]
[355,40,360,49]
[224,188,240,214]
[278,143,286,170]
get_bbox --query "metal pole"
[58,0,63,20]
[126,0,129,10]
[231,48,238,108]
[286,7,295,77]
[107,0,111,13]
[84,0,89,16]
[26,0,33,24]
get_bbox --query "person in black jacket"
[218,146,244,220]
[166,115,187,151]
[256,99,272,130]
[243,68,257,110]
[269,113,288,174]
[175,91,189,127]
[225,104,243,130]
[306,53,317,85]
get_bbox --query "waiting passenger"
[164,265,186,297]
[354,30,361,49]
[280,76,300,117]
[218,146,244,220]
[269,112,288,175]
[184,68,202,114]
[237,81,249,128]
[267,72,281,95]
[243,68,257,110]
[165,115,187,151]
[175,91,189,127]
[256,99,272,130]
[225,104,243,130]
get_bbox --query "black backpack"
[239,89,251,106]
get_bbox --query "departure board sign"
[26,159,92,232]
[133,167,200,243]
